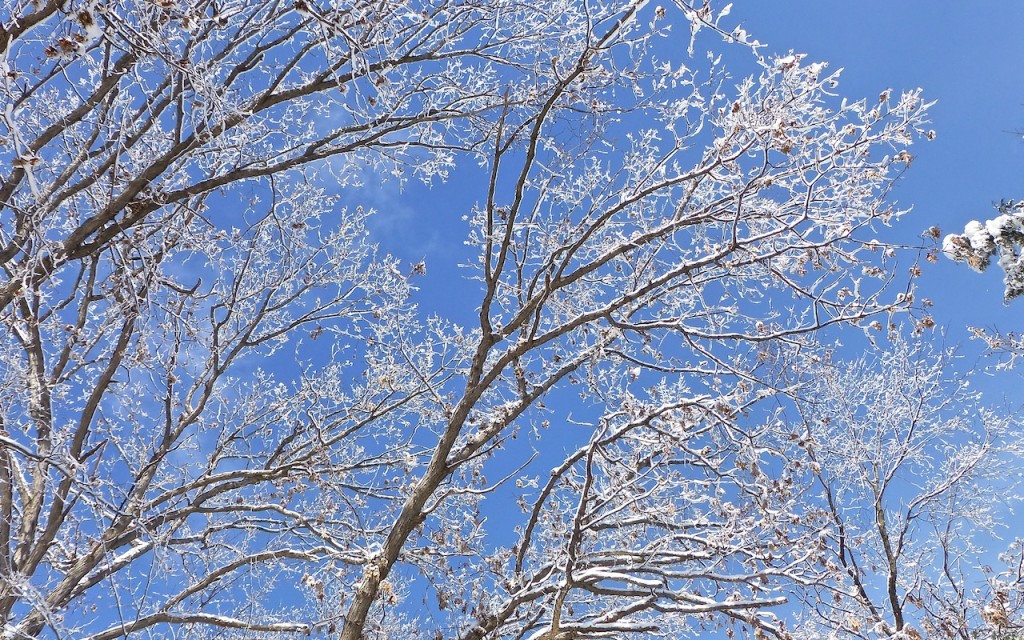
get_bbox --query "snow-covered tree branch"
[3,2,1011,640]
[781,334,1024,639]
[943,200,1024,302]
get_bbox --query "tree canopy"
[0,1,1019,639]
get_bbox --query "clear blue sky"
[734,1,1024,336]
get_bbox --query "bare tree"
[0,1,938,639]
[784,333,1024,640]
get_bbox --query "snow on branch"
[943,199,1024,301]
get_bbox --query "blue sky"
[735,1,1024,334]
